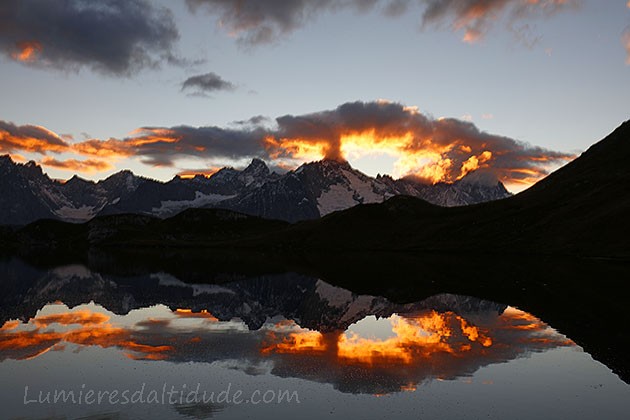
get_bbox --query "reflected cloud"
[0,306,172,362]
[0,298,573,395]
[258,308,572,393]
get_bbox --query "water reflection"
[1,299,572,395]
[1,261,629,419]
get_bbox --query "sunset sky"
[1,0,629,192]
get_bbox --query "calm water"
[0,261,628,419]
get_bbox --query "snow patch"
[339,296,379,324]
[341,169,387,204]
[315,280,353,307]
[152,273,236,296]
[54,205,97,221]
[152,191,234,217]
[316,169,389,216]
[317,184,358,216]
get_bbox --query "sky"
[0,0,629,192]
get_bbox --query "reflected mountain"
[0,259,506,332]
[0,263,574,395]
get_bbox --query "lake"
[0,259,629,419]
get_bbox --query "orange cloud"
[10,41,42,62]
[265,101,575,185]
[262,311,495,366]
[0,320,20,331]
[0,308,172,361]
[8,153,27,162]
[72,129,180,159]
[176,168,222,179]
[40,157,114,173]
[174,309,219,321]
[32,310,110,328]
[260,307,572,393]
[72,125,264,167]
[0,302,574,395]
[2,102,574,188]
[0,121,70,155]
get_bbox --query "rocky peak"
[100,170,140,191]
[65,174,94,186]
[0,154,14,165]
[457,169,501,187]
[242,158,270,176]
[318,158,351,170]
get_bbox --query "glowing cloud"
[40,157,114,173]
[0,301,574,395]
[1,100,575,186]
[10,41,42,62]
[264,101,575,185]
[260,307,573,392]
[0,307,172,361]
[0,121,70,154]
[176,168,222,179]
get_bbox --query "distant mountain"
[0,155,511,225]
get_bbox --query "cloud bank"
[0,100,574,186]
[0,121,70,154]
[264,101,574,184]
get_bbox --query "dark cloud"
[0,0,179,75]
[73,126,267,167]
[0,120,70,154]
[186,0,578,45]
[185,0,408,45]
[420,0,581,43]
[181,72,237,96]
[384,0,412,16]
[231,115,272,127]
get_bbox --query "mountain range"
[3,119,628,260]
[0,154,510,225]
